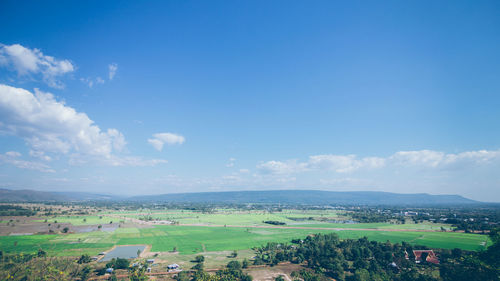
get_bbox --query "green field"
[112,209,346,226]
[109,209,452,231]
[0,209,490,257]
[0,224,490,257]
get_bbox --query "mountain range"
[0,188,487,206]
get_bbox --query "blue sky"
[1,1,500,201]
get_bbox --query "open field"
[109,209,347,226]
[0,224,491,258]
[105,209,453,230]
[35,215,118,226]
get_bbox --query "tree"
[129,263,148,281]
[78,254,91,264]
[80,265,92,281]
[275,275,285,281]
[37,248,47,258]
[227,260,242,271]
[192,262,204,271]
[62,227,69,233]
[353,269,370,281]
[106,258,130,269]
[480,227,500,268]
[451,248,462,258]
[194,255,205,263]
[242,258,249,268]
[231,250,238,258]
[176,271,190,281]
[115,258,130,269]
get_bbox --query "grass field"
[288,222,453,231]
[111,209,346,226]
[0,224,490,257]
[109,209,452,231]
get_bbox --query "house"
[147,259,155,264]
[91,257,99,261]
[106,268,114,273]
[147,267,152,273]
[413,250,439,264]
[168,263,180,270]
[389,262,398,268]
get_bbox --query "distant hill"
[0,188,483,205]
[129,190,481,206]
[0,188,115,202]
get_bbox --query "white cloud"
[104,155,167,167]
[80,77,94,88]
[108,63,118,80]
[308,154,385,173]
[0,151,55,173]
[80,76,106,88]
[0,84,166,168]
[148,138,164,151]
[29,150,51,161]
[226,157,236,167]
[391,149,500,169]
[148,132,185,151]
[257,160,308,174]
[257,149,500,175]
[257,154,384,175]
[0,43,74,88]
[0,84,124,157]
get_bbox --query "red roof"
[413,250,439,264]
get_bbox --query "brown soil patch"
[245,263,303,281]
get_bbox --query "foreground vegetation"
[0,202,498,280]
[0,229,498,280]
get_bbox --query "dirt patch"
[245,263,303,281]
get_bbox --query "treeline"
[263,220,286,225]
[0,205,36,216]
[350,211,393,223]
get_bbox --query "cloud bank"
[0,84,165,168]
[257,149,500,175]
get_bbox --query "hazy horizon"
[1,1,500,202]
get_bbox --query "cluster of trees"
[253,230,499,281]
[0,251,89,280]
[263,220,286,225]
[0,205,36,216]
[350,211,392,223]
[177,259,252,281]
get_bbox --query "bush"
[194,255,205,263]
[227,260,242,270]
[77,254,91,264]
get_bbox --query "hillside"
[0,189,115,202]
[129,190,480,205]
[0,188,482,205]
